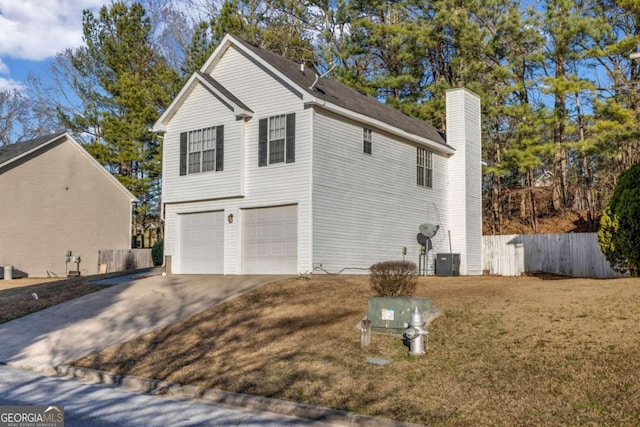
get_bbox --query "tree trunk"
[527,168,538,232]
[552,56,568,212]
[576,95,595,230]
[491,120,503,232]
[491,175,502,232]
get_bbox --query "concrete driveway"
[0,274,286,371]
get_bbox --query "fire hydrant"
[404,307,429,356]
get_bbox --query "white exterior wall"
[311,108,451,273]
[162,45,312,274]
[162,84,244,203]
[445,88,482,275]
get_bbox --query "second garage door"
[242,205,297,274]
[176,211,224,274]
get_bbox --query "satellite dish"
[417,233,428,246]
[417,233,434,251]
[419,223,439,238]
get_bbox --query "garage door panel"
[242,205,297,274]
[284,241,296,256]
[256,226,271,238]
[176,211,224,274]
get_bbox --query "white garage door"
[242,205,297,274]
[176,211,224,274]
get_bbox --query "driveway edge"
[56,365,425,427]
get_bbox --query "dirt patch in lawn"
[0,278,108,324]
[73,275,640,426]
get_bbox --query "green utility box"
[367,297,432,334]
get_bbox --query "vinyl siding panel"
[162,84,243,204]
[0,139,132,277]
[162,45,312,274]
[446,89,482,274]
[312,108,450,273]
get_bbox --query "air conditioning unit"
[435,253,460,277]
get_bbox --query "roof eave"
[153,73,199,132]
[200,34,236,75]
[306,99,455,155]
[152,67,254,133]
[218,35,452,153]
[216,35,307,101]
[1,133,137,202]
[195,74,254,119]
[65,134,138,202]
[0,132,65,169]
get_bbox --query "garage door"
[176,211,224,274]
[242,205,297,274]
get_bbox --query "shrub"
[598,163,640,276]
[151,239,164,266]
[369,260,418,297]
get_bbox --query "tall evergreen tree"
[589,0,640,205]
[182,0,316,76]
[465,0,545,232]
[58,2,180,240]
[541,0,602,212]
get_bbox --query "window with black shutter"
[259,113,295,166]
[180,125,224,175]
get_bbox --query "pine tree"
[588,0,640,205]
[182,0,316,76]
[541,0,602,212]
[59,2,180,241]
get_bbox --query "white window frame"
[188,126,217,174]
[268,114,287,164]
[363,128,372,155]
[417,147,433,188]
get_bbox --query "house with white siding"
[153,34,482,276]
[0,132,137,277]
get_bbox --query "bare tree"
[0,88,60,145]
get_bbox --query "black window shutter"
[285,113,295,163]
[216,125,224,171]
[258,118,268,167]
[179,132,187,176]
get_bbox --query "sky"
[0,0,111,91]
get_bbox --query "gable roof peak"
[0,131,67,165]
[217,34,448,149]
[0,131,137,201]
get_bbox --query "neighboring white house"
[153,34,482,275]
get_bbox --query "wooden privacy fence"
[98,249,153,273]
[482,233,625,278]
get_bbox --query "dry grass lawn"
[74,275,640,426]
[0,278,108,324]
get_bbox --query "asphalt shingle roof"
[0,131,66,166]
[233,38,447,146]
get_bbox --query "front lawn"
[0,278,108,324]
[73,275,640,426]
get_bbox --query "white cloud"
[0,76,25,91]
[0,58,22,90]
[0,0,110,60]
